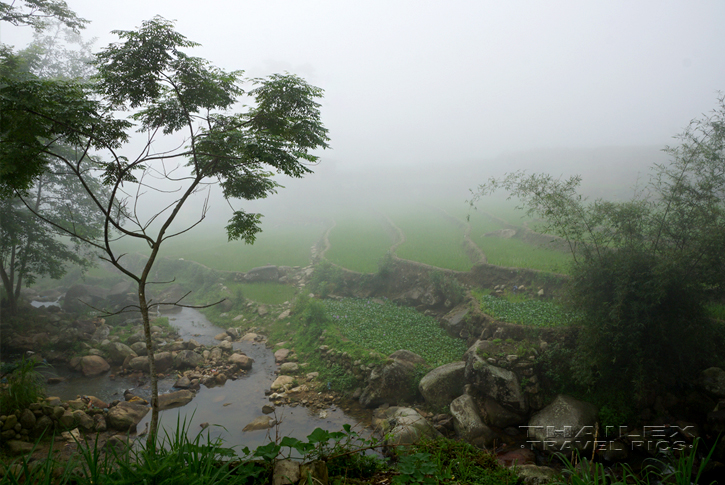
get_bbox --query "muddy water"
[46,307,369,450]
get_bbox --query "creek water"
[42,307,369,451]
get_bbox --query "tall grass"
[0,356,46,415]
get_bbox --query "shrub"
[0,356,46,414]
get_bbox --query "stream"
[42,307,370,450]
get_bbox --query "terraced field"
[324,212,395,273]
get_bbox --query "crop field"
[476,292,581,327]
[389,208,473,271]
[324,298,467,367]
[325,212,394,273]
[472,236,572,273]
[113,223,325,273]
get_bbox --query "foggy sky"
[2,0,723,170]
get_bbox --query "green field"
[112,223,325,273]
[389,208,473,271]
[475,291,581,327]
[325,212,394,273]
[324,298,467,367]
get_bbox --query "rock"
[80,355,110,376]
[126,332,145,345]
[244,265,279,283]
[262,404,275,414]
[257,305,268,317]
[537,289,544,297]
[527,395,598,451]
[241,332,258,342]
[158,390,195,410]
[478,395,525,428]
[360,358,420,408]
[232,315,244,322]
[18,409,36,429]
[130,341,147,356]
[464,346,527,414]
[107,402,150,431]
[73,410,94,431]
[374,407,442,445]
[450,394,495,446]
[279,362,299,375]
[277,310,290,320]
[129,355,149,371]
[388,349,426,365]
[271,375,295,391]
[155,352,173,372]
[516,465,556,485]
[173,350,203,369]
[5,440,34,456]
[299,461,329,485]
[701,367,725,398]
[58,410,76,429]
[442,306,470,338]
[228,353,254,370]
[63,284,109,313]
[34,415,53,435]
[219,340,233,351]
[186,339,201,350]
[210,348,223,361]
[274,348,291,363]
[107,342,137,364]
[601,441,629,462]
[306,372,319,381]
[215,332,228,341]
[419,361,466,409]
[93,414,107,432]
[273,459,300,485]
[497,448,535,467]
[2,415,17,431]
[174,376,192,389]
[243,416,276,432]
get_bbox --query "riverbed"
[43,307,370,450]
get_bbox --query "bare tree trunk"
[138,281,159,449]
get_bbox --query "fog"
[2,1,723,236]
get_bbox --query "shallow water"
[44,307,369,450]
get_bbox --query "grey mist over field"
[2,1,723,239]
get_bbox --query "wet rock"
[174,376,192,389]
[93,414,107,432]
[107,402,150,431]
[419,361,465,409]
[173,350,203,369]
[271,376,295,392]
[210,348,223,361]
[158,390,195,410]
[262,404,275,414]
[226,327,239,339]
[58,410,76,429]
[186,339,201,350]
[229,353,254,370]
[241,332,258,342]
[130,342,147,356]
[18,409,36,429]
[73,410,94,431]
[219,340,233,352]
[374,407,442,445]
[243,415,276,432]
[215,332,228,341]
[464,345,527,414]
[34,415,53,435]
[478,396,526,428]
[360,357,419,408]
[80,355,110,376]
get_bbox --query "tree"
[0,0,87,32]
[471,97,725,402]
[0,24,105,315]
[0,16,329,445]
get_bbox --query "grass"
[0,356,46,415]
[390,208,472,271]
[475,290,581,327]
[473,236,572,273]
[324,298,467,367]
[325,212,394,273]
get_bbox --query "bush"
[0,356,46,414]
[569,248,718,401]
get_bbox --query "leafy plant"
[0,356,47,414]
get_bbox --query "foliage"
[429,271,466,306]
[477,292,581,327]
[0,0,87,32]
[324,298,467,367]
[472,97,725,401]
[0,356,46,414]
[311,261,344,297]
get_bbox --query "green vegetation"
[326,213,394,273]
[476,291,580,327]
[324,298,467,367]
[390,209,472,271]
[0,356,46,415]
[473,236,572,273]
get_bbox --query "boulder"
[516,465,556,485]
[273,459,300,485]
[173,350,203,369]
[244,265,279,282]
[174,376,192,389]
[128,355,149,372]
[219,340,233,351]
[527,395,598,451]
[419,361,466,409]
[63,284,108,313]
[158,390,195,410]
[478,395,526,428]
[229,353,254,370]
[701,367,725,398]
[442,306,470,338]
[243,416,276,432]
[210,348,223,361]
[18,409,36,429]
[226,327,240,339]
[107,402,150,431]
[465,346,527,414]
[450,394,495,446]
[359,357,420,408]
[373,407,442,445]
[93,414,107,432]
[274,348,291,363]
[73,410,94,431]
[130,341,147,356]
[388,350,426,365]
[106,342,137,364]
[241,332,258,342]
[271,375,295,391]
[5,441,34,456]
[80,355,110,376]
[279,362,299,375]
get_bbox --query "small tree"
[471,97,725,401]
[0,17,329,445]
